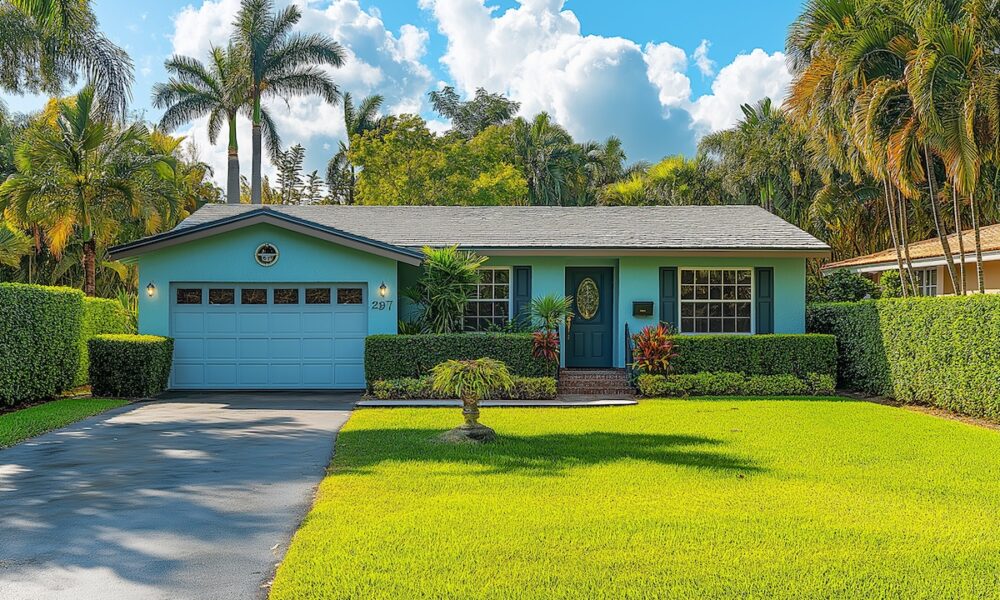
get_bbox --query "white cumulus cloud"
[691,48,793,134]
[692,39,715,77]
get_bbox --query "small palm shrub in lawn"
[430,358,512,443]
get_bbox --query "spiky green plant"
[405,245,486,334]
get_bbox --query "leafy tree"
[232,0,345,204]
[304,171,325,204]
[275,143,305,204]
[0,86,175,296]
[152,44,256,204]
[0,0,133,117]
[817,269,880,303]
[326,92,383,204]
[429,85,520,139]
[508,113,578,206]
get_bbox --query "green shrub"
[365,333,556,383]
[75,297,133,387]
[669,334,837,378]
[88,334,173,398]
[371,376,557,400]
[0,283,83,406]
[637,371,835,398]
[806,301,890,394]
[813,269,881,302]
[808,295,1000,420]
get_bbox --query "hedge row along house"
[823,223,1000,296]
[109,205,829,390]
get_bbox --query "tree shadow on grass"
[335,428,763,477]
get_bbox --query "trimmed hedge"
[75,297,133,387]
[668,334,837,378]
[371,376,557,400]
[0,283,83,406]
[808,296,1000,419]
[637,372,836,398]
[88,334,173,398]
[365,333,556,382]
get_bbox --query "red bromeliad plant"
[631,324,679,374]
[531,330,560,364]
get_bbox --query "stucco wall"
[136,223,400,338]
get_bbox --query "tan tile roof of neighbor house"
[824,223,1000,270]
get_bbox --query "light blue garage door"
[169,283,367,389]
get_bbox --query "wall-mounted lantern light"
[378,281,388,297]
[146,282,156,297]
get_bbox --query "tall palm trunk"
[971,192,984,293]
[951,186,966,295]
[896,186,917,294]
[883,179,907,297]
[250,96,262,205]
[226,114,240,204]
[82,238,96,297]
[922,145,959,294]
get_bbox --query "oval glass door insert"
[576,277,600,320]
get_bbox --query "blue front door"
[565,267,614,368]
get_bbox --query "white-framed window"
[679,268,753,334]
[914,268,938,296]
[463,267,512,331]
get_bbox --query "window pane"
[495,302,509,317]
[480,285,494,300]
[709,286,722,300]
[737,318,752,332]
[241,288,267,304]
[480,269,494,284]
[494,269,509,284]
[337,288,363,304]
[737,303,751,317]
[274,288,299,304]
[681,303,694,317]
[681,318,695,332]
[681,270,694,284]
[681,285,695,300]
[305,288,331,304]
[709,318,723,333]
[209,288,234,304]
[495,284,509,300]
[737,285,752,300]
[710,270,722,284]
[177,288,202,304]
[696,285,709,300]
[737,270,751,284]
[696,270,709,284]
[723,270,736,284]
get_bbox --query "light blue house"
[110,205,829,390]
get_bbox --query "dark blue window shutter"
[659,267,678,330]
[755,267,774,334]
[513,266,532,327]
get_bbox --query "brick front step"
[558,369,634,397]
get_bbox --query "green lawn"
[0,397,128,448]
[270,398,1000,599]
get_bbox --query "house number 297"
[370,300,393,311]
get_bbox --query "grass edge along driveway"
[270,397,1000,599]
[0,397,128,448]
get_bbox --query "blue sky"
[2,0,802,186]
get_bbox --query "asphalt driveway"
[0,392,356,600]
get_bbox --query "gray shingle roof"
[172,204,829,252]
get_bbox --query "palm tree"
[152,44,259,204]
[326,92,383,204]
[0,0,133,117]
[232,0,345,205]
[510,113,576,206]
[0,86,174,295]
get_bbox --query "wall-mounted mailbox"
[632,301,654,317]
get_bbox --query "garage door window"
[241,288,267,304]
[209,288,234,304]
[177,288,202,304]
[337,288,363,304]
[306,288,331,304]
[274,288,299,304]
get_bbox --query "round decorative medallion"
[254,242,279,267]
[576,277,600,320]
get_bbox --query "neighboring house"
[109,205,829,390]
[823,223,1000,296]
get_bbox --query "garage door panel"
[173,313,204,334]
[302,313,333,334]
[174,338,204,359]
[238,338,269,359]
[335,364,364,387]
[335,312,366,335]
[205,338,237,360]
[302,339,333,360]
[269,338,301,360]
[239,313,268,334]
[174,363,205,386]
[270,312,301,334]
[206,312,237,334]
[205,363,238,386]
[171,283,367,389]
